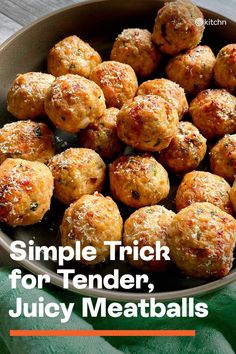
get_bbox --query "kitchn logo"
[195,18,227,26]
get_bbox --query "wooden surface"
[0,0,235,44]
[0,1,235,266]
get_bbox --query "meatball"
[137,78,188,120]
[189,89,236,140]
[7,72,55,120]
[110,28,161,78]
[214,44,236,93]
[0,121,55,164]
[48,148,106,205]
[47,35,102,78]
[60,192,123,265]
[109,154,170,208]
[89,61,138,108]
[152,0,204,55]
[159,121,206,174]
[175,171,233,215]
[167,202,236,278]
[78,108,124,159]
[123,205,175,272]
[230,180,236,213]
[166,46,216,95]
[0,158,53,226]
[210,134,236,183]
[44,74,106,133]
[117,95,178,152]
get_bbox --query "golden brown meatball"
[89,61,138,108]
[60,192,123,265]
[7,72,55,120]
[44,74,106,133]
[117,95,178,152]
[230,180,236,213]
[123,205,175,272]
[109,154,170,208]
[152,0,204,55]
[110,28,161,78]
[48,148,106,205]
[167,202,236,278]
[166,46,216,95]
[175,171,233,215]
[189,89,236,140]
[137,78,188,120]
[0,121,55,164]
[0,158,53,226]
[214,44,236,93]
[159,121,206,174]
[210,134,236,183]
[47,35,102,78]
[78,108,124,159]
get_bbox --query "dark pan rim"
[0,0,236,301]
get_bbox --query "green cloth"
[0,267,235,354]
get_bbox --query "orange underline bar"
[10,329,196,337]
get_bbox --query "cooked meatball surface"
[0,158,53,226]
[44,74,106,133]
[214,44,236,93]
[159,121,207,174]
[90,61,138,108]
[230,179,236,214]
[167,202,236,278]
[117,95,178,152]
[47,35,102,78]
[210,134,236,183]
[111,28,161,77]
[60,192,123,265]
[78,108,124,159]
[175,171,233,215]
[48,148,106,205]
[166,45,216,95]
[0,121,55,164]
[189,89,236,140]
[137,78,188,120]
[152,0,204,55]
[109,154,170,208]
[7,72,55,120]
[123,205,175,272]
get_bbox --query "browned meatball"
[152,0,204,55]
[175,171,233,215]
[7,72,55,120]
[230,180,236,213]
[0,158,53,226]
[44,74,106,133]
[47,35,101,78]
[210,134,236,184]
[0,121,55,164]
[109,154,170,208]
[78,108,124,159]
[123,205,175,272]
[167,202,236,278]
[60,192,123,265]
[137,78,188,120]
[111,28,161,77]
[189,89,236,140]
[90,61,138,108]
[166,46,216,95]
[48,148,106,205]
[117,95,178,152]
[214,44,236,93]
[159,121,207,174]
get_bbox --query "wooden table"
[0,0,235,266]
